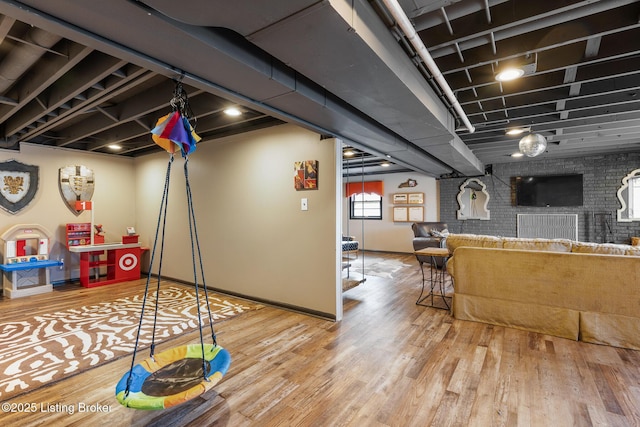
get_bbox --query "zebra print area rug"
[0,286,261,400]
[349,255,413,278]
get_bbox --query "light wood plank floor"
[1,252,639,426]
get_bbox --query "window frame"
[349,193,383,220]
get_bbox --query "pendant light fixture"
[518,133,547,157]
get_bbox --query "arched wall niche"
[617,168,640,222]
[456,178,490,220]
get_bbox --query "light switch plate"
[301,198,308,211]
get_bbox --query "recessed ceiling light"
[224,107,242,116]
[107,144,122,150]
[381,162,390,167]
[506,127,528,136]
[511,152,524,158]
[495,67,525,82]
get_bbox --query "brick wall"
[439,152,640,244]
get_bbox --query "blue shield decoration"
[0,160,39,214]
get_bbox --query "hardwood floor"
[1,252,639,426]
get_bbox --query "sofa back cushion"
[502,237,573,252]
[572,242,632,255]
[446,234,503,253]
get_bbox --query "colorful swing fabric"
[151,111,201,156]
[115,344,231,410]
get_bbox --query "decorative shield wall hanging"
[59,165,95,215]
[0,159,39,214]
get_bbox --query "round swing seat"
[115,343,231,410]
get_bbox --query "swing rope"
[122,154,217,396]
[123,155,173,396]
[183,157,217,379]
[343,147,366,285]
[359,154,366,282]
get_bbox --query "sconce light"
[518,133,547,157]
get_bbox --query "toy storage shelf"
[66,223,92,247]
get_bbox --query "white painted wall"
[135,124,340,318]
[343,172,439,252]
[0,143,136,282]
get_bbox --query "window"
[350,193,382,219]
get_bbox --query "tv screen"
[515,174,583,207]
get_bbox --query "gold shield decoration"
[59,165,95,215]
[0,159,39,214]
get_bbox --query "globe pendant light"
[518,133,547,157]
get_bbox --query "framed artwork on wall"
[392,193,408,204]
[408,192,424,204]
[393,206,408,222]
[408,206,424,221]
[294,160,318,190]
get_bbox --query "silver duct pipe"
[380,0,475,133]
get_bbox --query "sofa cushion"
[626,246,640,256]
[446,234,503,253]
[502,237,572,252]
[342,240,359,252]
[571,241,630,255]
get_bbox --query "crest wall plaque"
[0,160,39,214]
[59,165,95,215]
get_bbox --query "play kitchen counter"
[69,242,141,288]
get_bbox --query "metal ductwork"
[1,0,485,176]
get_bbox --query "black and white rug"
[347,255,414,279]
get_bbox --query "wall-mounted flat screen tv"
[515,174,583,207]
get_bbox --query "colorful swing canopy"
[116,344,231,410]
[151,111,201,156]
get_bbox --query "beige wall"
[134,124,340,318]
[0,143,136,282]
[343,171,439,252]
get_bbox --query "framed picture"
[392,193,408,204]
[393,206,408,222]
[294,160,318,190]
[408,192,424,204]
[408,206,424,221]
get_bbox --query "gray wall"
[439,152,640,244]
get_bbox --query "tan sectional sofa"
[445,234,640,350]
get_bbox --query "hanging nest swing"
[115,80,231,410]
